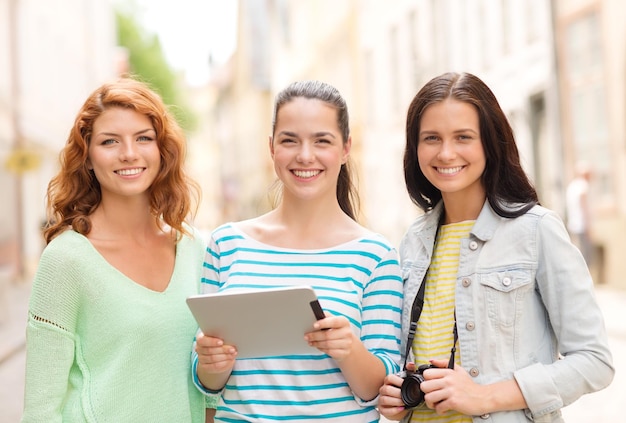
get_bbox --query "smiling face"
[270,97,351,203]
[417,98,486,204]
[87,107,161,202]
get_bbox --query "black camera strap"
[402,273,427,371]
[402,281,458,371]
[448,312,458,369]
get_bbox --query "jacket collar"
[421,200,500,243]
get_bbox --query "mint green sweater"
[21,229,207,422]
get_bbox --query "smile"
[116,168,144,176]
[292,170,321,178]
[436,166,464,174]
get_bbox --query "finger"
[312,320,332,332]
[384,374,405,388]
[381,404,406,414]
[305,328,348,344]
[429,358,451,369]
[199,358,235,373]
[378,382,402,399]
[196,334,225,348]
[314,315,350,330]
[198,351,237,367]
[378,394,407,419]
[309,336,351,351]
[434,399,451,415]
[198,345,237,359]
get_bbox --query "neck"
[278,200,349,230]
[90,195,162,239]
[441,193,485,224]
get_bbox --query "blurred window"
[389,25,401,113]
[565,10,611,202]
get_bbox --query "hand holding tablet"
[187,286,325,359]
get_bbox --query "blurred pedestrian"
[21,77,211,422]
[377,72,614,422]
[193,80,403,422]
[565,161,593,265]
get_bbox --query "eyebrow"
[420,128,478,136]
[276,130,336,138]
[95,128,156,138]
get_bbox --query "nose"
[296,143,315,163]
[120,140,138,162]
[437,139,456,161]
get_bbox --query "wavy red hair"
[44,77,199,243]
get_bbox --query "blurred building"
[184,80,226,234]
[0,0,118,281]
[209,0,625,289]
[551,0,626,287]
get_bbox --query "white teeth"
[293,170,320,178]
[437,166,463,174]
[116,168,143,176]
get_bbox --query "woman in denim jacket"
[378,72,614,422]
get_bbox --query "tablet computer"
[186,285,325,359]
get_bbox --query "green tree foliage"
[115,7,197,131]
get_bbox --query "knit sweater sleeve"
[22,232,84,423]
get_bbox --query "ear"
[342,136,352,164]
[86,158,93,170]
[269,135,275,158]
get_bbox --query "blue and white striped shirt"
[193,223,403,422]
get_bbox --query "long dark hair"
[404,72,538,218]
[271,80,359,220]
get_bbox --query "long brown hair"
[404,72,538,217]
[271,80,359,220]
[44,77,200,243]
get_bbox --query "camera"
[399,364,436,408]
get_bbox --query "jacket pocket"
[478,269,533,327]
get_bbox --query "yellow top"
[410,220,474,423]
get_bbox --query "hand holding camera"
[398,363,438,408]
[377,361,444,420]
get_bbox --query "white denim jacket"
[399,201,614,422]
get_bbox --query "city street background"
[1,279,624,422]
[2,1,626,421]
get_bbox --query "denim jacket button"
[469,367,479,377]
[469,241,478,250]
[502,276,512,287]
[466,321,475,331]
[462,277,471,287]
[480,413,490,419]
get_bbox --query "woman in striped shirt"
[193,80,404,422]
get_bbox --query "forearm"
[482,379,527,414]
[337,334,387,401]
[197,367,232,392]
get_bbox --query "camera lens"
[400,373,426,408]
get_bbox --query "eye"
[137,135,154,142]
[316,138,332,144]
[101,138,117,145]
[279,137,296,144]
[421,135,439,143]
